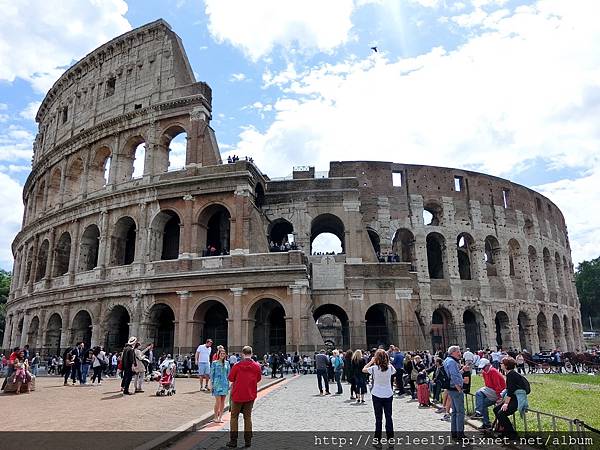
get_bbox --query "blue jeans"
[475,390,496,426]
[447,390,465,435]
[81,364,90,384]
[334,370,343,394]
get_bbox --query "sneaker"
[435,408,445,414]
[477,424,492,431]
[471,412,483,420]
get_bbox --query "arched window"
[537,312,549,350]
[147,303,176,356]
[365,304,397,349]
[431,308,453,352]
[426,232,446,279]
[528,246,542,289]
[105,305,130,352]
[254,183,265,208]
[484,236,501,277]
[53,232,71,276]
[268,219,294,252]
[392,228,415,268]
[119,136,146,182]
[367,228,381,256]
[310,214,345,255]
[71,310,92,348]
[423,201,443,226]
[160,126,188,172]
[47,167,61,209]
[555,252,564,292]
[313,304,350,350]
[110,217,136,266]
[24,246,34,283]
[150,210,181,261]
[65,157,84,200]
[34,180,46,216]
[456,233,475,280]
[249,298,286,356]
[35,239,49,282]
[199,205,231,256]
[79,225,100,271]
[508,239,524,278]
[494,311,512,349]
[89,146,112,191]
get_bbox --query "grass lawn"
[468,373,600,431]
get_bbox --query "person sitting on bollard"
[471,358,506,431]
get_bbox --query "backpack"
[333,356,344,370]
[437,365,451,390]
[520,373,531,394]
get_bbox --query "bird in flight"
[371,46,378,53]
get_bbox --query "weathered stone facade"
[3,20,583,357]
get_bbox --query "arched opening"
[47,167,61,209]
[15,318,23,348]
[463,310,482,351]
[365,304,397,349]
[64,157,84,200]
[53,232,71,276]
[517,312,531,351]
[457,233,475,280]
[119,136,146,182]
[147,303,175,356]
[78,224,100,271]
[24,246,34,284]
[193,301,228,349]
[528,246,542,289]
[552,314,561,349]
[423,201,442,226]
[555,252,564,293]
[110,217,136,266]
[268,219,294,251]
[45,313,62,354]
[494,311,512,349]
[35,239,49,282]
[163,127,187,172]
[250,299,286,357]
[367,228,381,256]
[34,180,46,216]
[537,312,550,351]
[426,232,446,279]
[150,210,181,261]
[543,248,555,290]
[392,228,416,268]
[104,305,130,352]
[28,316,40,348]
[198,205,231,256]
[313,304,350,350]
[310,214,345,255]
[508,239,524,278]
[431,308,453,353]
[484,236,501,277]
[89,146,112,191]
[563,315,572,351]
[132,141,146,179]
[523,218,535,238]
[254,183,265,208]
[71,310,92,349]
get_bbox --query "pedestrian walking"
[226,346,262,448]
[91,346,107,385]
[211,347,230,423]
[351,349,367,403]
[195,338,213,391]
[315,349,330,395]
[121,337,137,395]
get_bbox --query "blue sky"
[1,0,599,271]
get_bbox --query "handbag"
[411,368,418,381]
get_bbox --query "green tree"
[0,269,11,345]
[575,257,600,330]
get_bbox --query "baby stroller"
[155,357,176,396]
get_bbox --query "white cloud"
[19,101,42,121]
[0,125,34,163]
[229,73,247,82]
[0,173,24,271]
[0,0,131,92]
[205,0,358,60]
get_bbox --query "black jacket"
[122,345,135,371]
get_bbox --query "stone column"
[285,317,294,353]
[176,291,191,355]
[58,159,67,207]
[35,309,46,350]
[3,314,14,349]
[230,288,245,352]
[136,202,149,264]
[11,248,22,296]
[97,209,110,271]
[44,228,56,287]
[182,194,195,256]
[20,310,31,348]
[60,305,71,350]
[231,185,251,254]
[27,236,40,292]
[68,220,81,283]
[288,283,309,353]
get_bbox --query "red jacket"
[228,358,262,403]
[482,366,506,397]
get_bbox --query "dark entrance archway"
[250,299,286,357]
[463,310,482,351]
[495,311,512,349]
[147,304,175,356]
[150,210,181,260]
[426,233,446,279]
[431,308,453,353]
[199,205,231,255]
[518,311,531,350]
[537,312,550,351]
[45,313,62,355]
[105,305,130,352]
[194,300,228,350]
[365,304,397,349]
[268,219,294,250]
[71,310,92,348]
[313,304,350,349]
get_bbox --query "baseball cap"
[478,358,491,368]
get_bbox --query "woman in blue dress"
[210,347,230,422]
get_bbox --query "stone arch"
[563,315,572,351]
[44,313,62,354]
[110,216,136,266]
[104,304,130,352]
[508,239,525,279]
[248,298,287,357]
[24,245,34,284]
[552,313,562,349]
[34,179,46,216]
[89,145,112,191]
[28,316,40,348]
[53,231,71,276]
[457,232,476,280]
[463,309,483,351]
[254,183,265,208]
[149,209,181,261]
[528,246,542,290]
[313,304,350,350]
[494,311,512,349]
[431,307,453,353]
[543,248,556,292]
[423,200,443,226]
[537,312,550,351]
[392,228,416,268]
[517,311,532,351]
[47,166,61,209]
[426,232,446,279]
[15,317,24,348]
[71,310,92,348]
[310,213,345,254]
[484,235,501,277]
[159,124,188,172]
[366,228,381,256]
[120,135,146,181]
[64,156,84,201]
[146,303,176,356]
[79,224,100,271]
[193,299,229,349]
[268,219,294,250]
[198,203,231,256]
[35,239,49,282]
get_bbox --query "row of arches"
[27,126,189,221]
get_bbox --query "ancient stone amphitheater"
[3,20,582,357]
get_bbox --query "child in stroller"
[155,357,176,396]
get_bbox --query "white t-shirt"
[463,351,474,362]
[367,365,396,398]
[196,344,212,364]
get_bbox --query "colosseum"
[2,20,583,358]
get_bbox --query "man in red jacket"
[472,358,506,430]
[227,345,262,448]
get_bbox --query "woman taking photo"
[210,347,231,423]
[351,350,367,404]
[363,349,396,448]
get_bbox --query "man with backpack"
[331,349,344,394]
[472,358,506,431]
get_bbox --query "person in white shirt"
[363,349,396,444]
[195,338,213,391]
[491,349,503,369]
